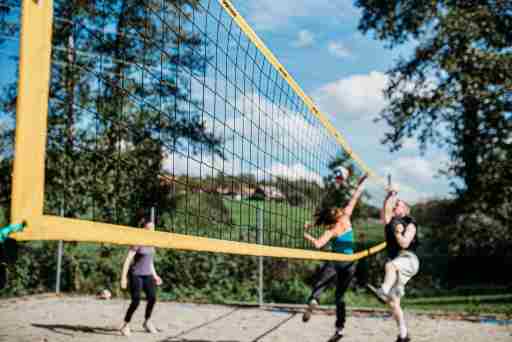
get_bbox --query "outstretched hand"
[385,186,398,198]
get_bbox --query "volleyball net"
[3,0,392,261]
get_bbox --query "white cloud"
[327,41,351,58]
[292,30,315,48]
[164,153,324,186]
[385,157,435,184]
[221,91,330,150]
[240,0,358,31]
[313,71,388,120]
[267,163,323,185]
[164,83,330,184]
[163,152,242,178]
[379,154,452,203]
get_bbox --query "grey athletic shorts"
[389,251,419,298]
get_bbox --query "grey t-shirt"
[130,246,155,276]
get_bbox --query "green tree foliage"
[0,1,19,213]
[1,0,226,291]
[1,0,224,223]
[269,176,322,207]
[355,0,512,252]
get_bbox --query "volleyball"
[97,289,112,300]
[334,166,349,181]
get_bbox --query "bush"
[287,192,306,207]
[0,206,6,226]
[155,251,259,303]
[266,277,310,303]
[1,241,58,297]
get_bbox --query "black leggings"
[308,261,356,329]
[124,273,157,323]
[308,261,337,302]
[334,262,356,329]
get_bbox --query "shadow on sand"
[31,323,120,337]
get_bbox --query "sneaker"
[395,335,411,342]
[143,320,158,334]
[120,323,131,337]
[302,299,318,322]
[327,328,343,342]
[366,284,390,304]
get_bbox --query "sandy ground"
[0,295,511,342]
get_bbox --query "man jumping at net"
[367,189,420,342]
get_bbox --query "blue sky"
[0,0,454,205]
[229,0,454,204]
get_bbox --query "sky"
[228,0,454,204]
[0,0,454,205]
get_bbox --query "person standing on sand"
[120,217,162,336]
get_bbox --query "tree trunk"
[460,95,481,198]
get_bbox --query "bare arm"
[150,258,163,285]
[343,174,368,217]
[150,262,158,278]
[304,229,334,249]
[394,223,416,249]
[121,249,136,289]
[381,192,396,224]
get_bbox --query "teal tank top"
[331,227,354,254]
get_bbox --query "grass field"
[223,198,386,249]
[223,198,311,247]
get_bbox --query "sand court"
[0,296,511,342]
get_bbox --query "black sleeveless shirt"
[385,215,419,259]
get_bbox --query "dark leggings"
[308,261,356,329]
[308,262,337,302]
[124,273,157,323]
[334,262,356,329]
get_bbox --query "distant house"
[216,184,255,200]
[158,174,205,194]
[216,186,232,195]
[253,185,286,201]
[239,185,256,199]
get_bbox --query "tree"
[0,1,228,291]
[0,0,21,213]
[355,1,512,237]
[1,0,224,224]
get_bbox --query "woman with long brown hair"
[303,172,368,340]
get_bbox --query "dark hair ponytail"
[313,207,339,226]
